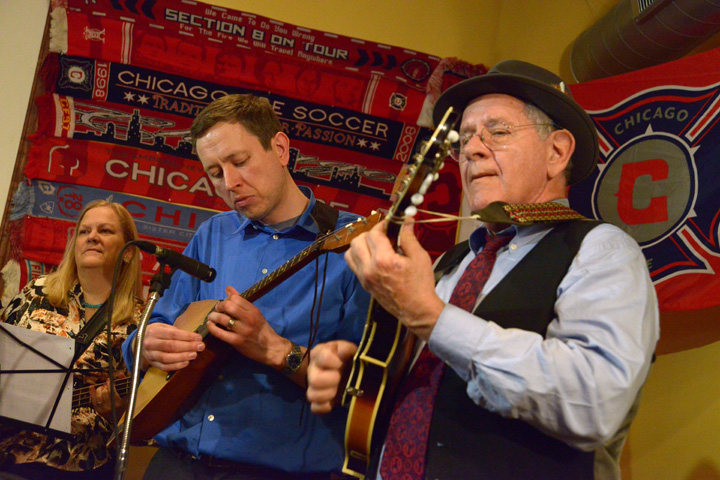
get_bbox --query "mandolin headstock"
[319,211,383,253]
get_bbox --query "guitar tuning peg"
[404,205,418,218]
[418,174,434,195]
[411,193,424,206]
[447,130,460,143]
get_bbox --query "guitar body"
[343,301,415,475]
[341,108,459,478]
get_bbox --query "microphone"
[134,240,216,283]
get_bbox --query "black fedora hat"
[432,60,599,185]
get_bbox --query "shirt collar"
[469,224,517,254]
[235,186,321,235]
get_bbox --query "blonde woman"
[0,200,145,479]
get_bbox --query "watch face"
[288,354,302,370]
[285,344,302,373]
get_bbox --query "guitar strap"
[303,200,340,363]
[309,200,340,235]
[434,201,594,283]
[73,303,110,362]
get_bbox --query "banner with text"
[569,47,720,312]
[4,0,468,298]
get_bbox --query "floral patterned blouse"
[0,276,143,472]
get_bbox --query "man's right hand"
[140,323,205,371]
[306,340,358,414]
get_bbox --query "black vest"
[424,220,601,480]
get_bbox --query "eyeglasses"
[450,122,557,160]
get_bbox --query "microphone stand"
[114,264,174,480]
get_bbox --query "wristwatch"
[283,342,303,374]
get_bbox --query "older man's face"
[458,94,558,212]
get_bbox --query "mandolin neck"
[240,242,321,303]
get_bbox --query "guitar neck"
[240,242,321,302]
[72,377,132,409]
[341,107,458,478]
[239,213,380,303]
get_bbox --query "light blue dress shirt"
[122,187,370,474]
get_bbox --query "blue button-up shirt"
[122,188,370,473]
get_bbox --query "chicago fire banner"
[568,47,720,352]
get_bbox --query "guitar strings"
[385,209,478,226]
[415,208,481,223]
[72,377,132,408]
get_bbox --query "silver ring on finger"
[227,318,236,329]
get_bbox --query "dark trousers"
[0,460,114,480]
[143,447,337,480]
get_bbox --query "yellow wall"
[204,0,615,74]
[0,0,48,219]
[4,1,720,479]
[629,342,720,479]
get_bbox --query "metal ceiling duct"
[570,0,720,83]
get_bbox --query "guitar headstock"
[320,211,383,253]
[386,108,459,239]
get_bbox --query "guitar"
[72,377,131,409]
[341,108,459,478]
[118,211,383,444]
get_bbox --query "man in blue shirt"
[122,94,370,479]
[306,60,659,480]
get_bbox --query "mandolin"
[117,211,382,444]
[341,108,459,478]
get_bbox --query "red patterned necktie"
[379,232,513,480]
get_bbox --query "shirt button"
[262,268,268,274]
[510,243,518,251]
[272,234,279,240]
[207,415,215,422]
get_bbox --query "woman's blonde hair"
[44,200,142,325]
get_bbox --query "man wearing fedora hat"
[307,60,659,479]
